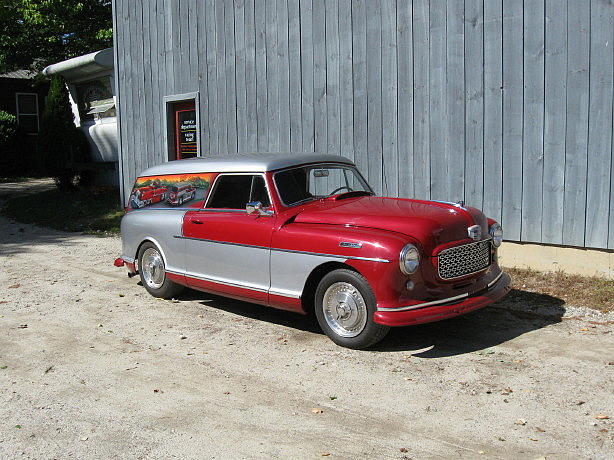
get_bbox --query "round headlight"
[400,244,420,275]
[489,223,503,248]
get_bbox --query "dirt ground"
[0,184,613,459]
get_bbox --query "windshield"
[274,163,373,206]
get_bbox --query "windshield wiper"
[333,190,374,200]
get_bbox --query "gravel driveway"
[0,200,612,458]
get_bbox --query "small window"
[207,175,270,210]
[15,93,39,134]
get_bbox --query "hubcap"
[322,282,368,338]
[141,248,165,289]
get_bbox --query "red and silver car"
[115,154,510,349]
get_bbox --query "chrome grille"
[437,240,491,279]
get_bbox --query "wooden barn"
[111,0,614,273]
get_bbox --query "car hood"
[293,196,488,254]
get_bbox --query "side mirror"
[246,201,262,215]
[246,201,273,216]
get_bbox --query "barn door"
[172,101,197,160]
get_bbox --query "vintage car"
[130,181,168,209]
[167,182,196,206]
[114,154,511,349]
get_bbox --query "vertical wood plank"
[265,0,280,151]
[188,0,200,94]
[300,0,314,152]
[313,0,327,153]
[255,0,268,150]
[542,0,567,244]
[366,0,383,194]
[562,0,590,246]
[382,0,398,196]
[338,0,353,161]
[585,0,613,248]
[277,0,291,151]
[120,0,135,192]
[196,0,210,154]
[325,0,340,155]
[397,0,414,198]
[224,0,238,153]
[352,0,368,175]
[483,0,503,223]
[204,0,219,153]
[288,0,303,153]
[244,0,258,152]
[501,0,523,240]
[172,0,183,93]
[428,1,446,200]
[521,0,545,243]
[155,0,168,157]
[215,0,228,153]
[412,0,430,199]
[133,1,146,171]
[464,0,484,209]
[234,0,248,153]
[141,0,153,165]
[446,0,465,201]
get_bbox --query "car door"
[182,173,275,304]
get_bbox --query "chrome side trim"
[377,293,469,312]
[172,235,390,263]
[122,256,135,263]
[277,247,389,263]
[377,270,505,313]
[167,269,301,299]
[487,271,503,288]
[178,270,269,293]
[268,288,302,299]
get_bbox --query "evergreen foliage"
[37,75,90,189]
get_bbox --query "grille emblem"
[467,225,481,241]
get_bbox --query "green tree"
[0,0,112,73]
[38,75,89,189]
[0,110,20,175]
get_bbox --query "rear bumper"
[373,272,512,327]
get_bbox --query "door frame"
[163,91,201,161]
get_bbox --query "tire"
[314,269,389,349]
[137,242,184,299]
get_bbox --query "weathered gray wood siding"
[113,0,614,250]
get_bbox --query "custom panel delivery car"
[115,154,511,349]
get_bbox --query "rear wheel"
[137,242,184,298]
[314,269,389,349]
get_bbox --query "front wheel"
[137,242,184,299]
[314,269,389,349]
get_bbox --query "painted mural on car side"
[128,173,214,210]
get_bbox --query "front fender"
[271,223,418,308]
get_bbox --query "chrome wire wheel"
[140,247,165,289]
[322,282,368,338]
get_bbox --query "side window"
[207,175,270,209]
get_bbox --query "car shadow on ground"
[176,287,565,356]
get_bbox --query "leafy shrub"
[0,110,18,144]
[37,75,90,190]
[0,111,20,175]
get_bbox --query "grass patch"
[1,187,123,235]
[506,266,614,313]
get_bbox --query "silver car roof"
[138,153,355,177]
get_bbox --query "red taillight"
[114,257,125,267]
